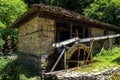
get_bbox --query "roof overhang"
[11,4,120,32]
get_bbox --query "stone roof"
[11,4,120,32]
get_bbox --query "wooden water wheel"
[66,41,94,69]
[48,41,94,71]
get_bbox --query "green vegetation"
[0,46,120,79]
[0,0,27,52]
[0,57,40,80]
[72,45,120,73]
[24,0,94,14]
[84,0,120,26]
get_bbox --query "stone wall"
[90,28,104,53]
[104,31,116,49]
[91,28,104,37]
[18,16,55,55]
[108,31,116,45]
[17,16,55,72]
[90,28,117,53]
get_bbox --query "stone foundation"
[45,66,120,80]
[17,52,41,73]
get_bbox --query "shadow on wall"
[0,58,40,80]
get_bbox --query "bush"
[0,0,27,53]
[0,38,5,52]
[0,57,40,80]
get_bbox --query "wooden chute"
[52,34,120,48]
[50,33,120,71]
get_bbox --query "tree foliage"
[24,0,119,26]
[24,0,93,14]
[0,0,27,26]
[58,0,93,14]
[0,22,5,51]
[0,0,27,52]
[83,0,120,26]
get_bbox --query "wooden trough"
[50,34,120,72]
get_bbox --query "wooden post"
[66,61,68,69]
[109,38,112,50]
[83,27,85,38]
[99,40,106,55]
[84,47,86,60]
[85,40,94,63]
[78,47,80,66]
[70,24,72,38]
[90,40,94,62]
[64,49,66,70]
[50,49,65,72]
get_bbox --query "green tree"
[0,0,27,26]
[0,22,6,52]
[59,0,93,14]
[83,0,120,26]
[24,0,93,14]
[0,0,27,52]
[24,0,41,7]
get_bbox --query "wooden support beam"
[99,40,106,55]
[70,24,72,38]
[58,27,70,31]
[83,27,85,38]
[64,49,66,70]
[78,47,80,66]
[109,38,112,50]
[50,49,65,72]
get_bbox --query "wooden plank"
[58,27,70,31]
[99,40,106,55]
[66,60,87,62]
[64,49,66,70]
[109,38,112,50]
[78,47,80,66]
[71,33,84,35]
[52,34,120,48]
[70,24,72,38]
[83,27,85,38]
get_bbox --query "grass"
[0,57,12,80]
[0,56,40,80]
[71,45,120,73]
[0,45,120,79]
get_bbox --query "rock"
[45,66,120,80]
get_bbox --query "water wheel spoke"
[65,41,93,68]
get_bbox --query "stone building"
[11,4,120,72]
